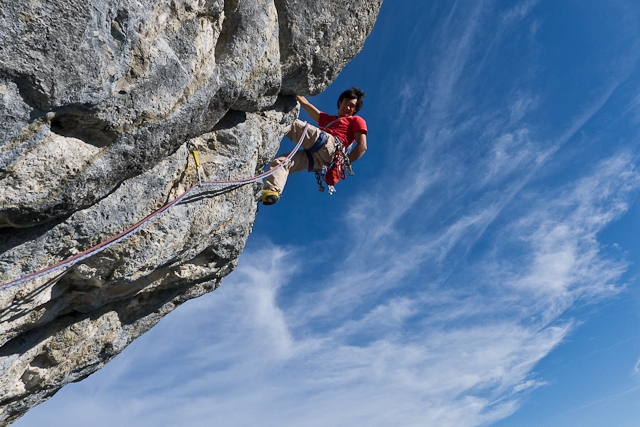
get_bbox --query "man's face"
[338,97,358,117]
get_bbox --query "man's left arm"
[348,132,367,163]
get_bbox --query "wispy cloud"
[13,1,640,427]
[15,145,639,427]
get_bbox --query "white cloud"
[17,147,638,427]
[12,142,639,427]
[13,2,640,427]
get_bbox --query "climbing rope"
[0,123,310,291]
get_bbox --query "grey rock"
[276,0,383,94]
[0,0,382,424]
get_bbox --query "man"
[260,87,368,205]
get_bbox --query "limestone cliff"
[0,0,382,424]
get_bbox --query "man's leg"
[286,120,323,150]
[260,120,327,205]
[262,150,310,203]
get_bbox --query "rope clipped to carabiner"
[0,123,310,290]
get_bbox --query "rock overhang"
[0,0,382,424]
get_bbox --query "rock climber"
[260,87,368,205]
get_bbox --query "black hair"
[337,87,366,114]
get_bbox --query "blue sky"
[14,0,640,426]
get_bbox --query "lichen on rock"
[0,0,382,424]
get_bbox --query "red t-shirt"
[318,112,368,147]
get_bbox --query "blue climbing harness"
[305,130,328,171]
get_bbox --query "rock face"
[0,0,382,424]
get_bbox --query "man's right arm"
[296,95,321,123]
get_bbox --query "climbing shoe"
[260,189,280,205]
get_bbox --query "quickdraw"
[188,142,205,184]
[315,169,325,192]
[314,142,355,195]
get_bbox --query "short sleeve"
[351,116,368,134]
[318,112,332,128]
